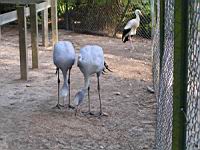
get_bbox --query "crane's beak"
[140,12,144,17]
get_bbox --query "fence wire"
[152,0,160,98]
[153,0,174,149]
[153,0,200,149]
[186,0,200,150]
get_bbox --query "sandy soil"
[0,25,156,150]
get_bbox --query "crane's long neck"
[63,70,68,87]
[74,75,89,106]
[83,75,90,91]
[60,70,68,97]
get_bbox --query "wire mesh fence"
[61,0,152,39]
[152,0,200,149]
[152,0,160,100]
[60,0,200,149]
[186,0,200,149]
[153,0,174,149]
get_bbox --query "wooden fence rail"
[0,1,51,26]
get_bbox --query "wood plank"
[17,6,28,80]
[0,0,46,4]
[42,8,48,47]
[0,10,17,26]
[36,0,51,12]
[0,8,29,26]
[0,1,50,26]
[30,4,39,68]
[51,0,58,45]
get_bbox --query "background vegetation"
[0,0,152,38]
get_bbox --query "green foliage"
[57,0,67,17]
[57,0,152,38]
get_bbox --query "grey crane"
[53,41,76,109]
[74,45,111,116]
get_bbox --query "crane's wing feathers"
[53,41,76,70]
[78,45,104,75]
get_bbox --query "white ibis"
[53,41,76,109]
[122,9,143,45]
[74,45,111,116]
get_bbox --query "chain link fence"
[152,0,160,99]
[186,0,200,149]
[152,0,200,149]
[58,0,200,149]
[153,0,174,149]
[61,0,199,149]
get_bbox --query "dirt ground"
[0,25,156,150]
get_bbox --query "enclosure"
[0,0,199,150]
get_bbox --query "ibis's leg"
[67,68,74,109]
[130,36,134,50]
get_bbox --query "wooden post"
[172,0,188,149]
[150,0,155,38]
[42,8,48,47]
[160,0,165,71]
[30,4,39,68]
[17,6,28,80]
[51,0,58,45]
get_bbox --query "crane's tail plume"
[103,61,112,73]
[55,67,59,74]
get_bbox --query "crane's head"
[74,89,85,116]
[135,9,143,16]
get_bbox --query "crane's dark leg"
[97,73,102,115]
[67,68,75,109]
[87,86,91,113]
[53,68,62,109]
[88,86,94,115]
[95,73,108,117]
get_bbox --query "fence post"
[172,0,188,149]
[42,7,49,47]
[159,0,165,71]
[0,26,1,41]
[17,6,28,80]
[30,4,39,69]
[51,0,58,45]
[150,0,155,38]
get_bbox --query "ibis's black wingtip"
[122,28,131,43]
